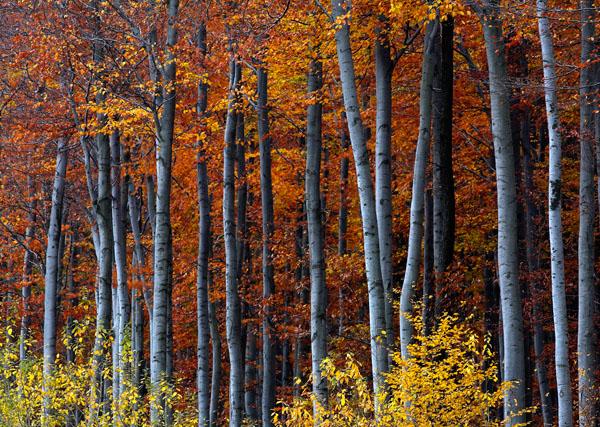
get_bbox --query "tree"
[537,0,573,424]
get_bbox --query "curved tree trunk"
[331,0,389,399]
[399,19,435,358]
[42,138,68,420]
[476,1,526,423]
[536,1,573,425]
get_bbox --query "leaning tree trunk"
[578,1,597,424]
[399,19,435,358]
[305,58,328,415]
[42,138,68,420]
[257,65,276,427]
[223,56,243,427]
[331,0,389,398]
[537,1,573,425]
[476,1,526,423]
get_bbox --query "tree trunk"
[399,19,435,358]
[432,17,455,319]
[196,21,211,427]
[149,2,179,424]
[257,65,276,427]
[536,1,573,424]
[305,58,328,414]
[375,27,394,350]
[110,129,130,402]
[224,57,243,427]
[337,114,349,335]
[42,138,68,420]
[476,1,526,423]
[331,0,389,396]
[209,297,222,427]
[578,1,596,424]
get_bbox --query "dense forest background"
[0,0,598,425]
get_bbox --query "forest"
[0,0,598,425]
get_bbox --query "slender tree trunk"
[19,175,36,362]
[432,17,455,319]
[476,1,526,423]
[195,21,211,427]
[224,56,243,427]
[337,115,349,335]
[375,25,394,350]
[42,138,68,420]
[244,319,258,420]
[257,65,276,427]
[305,59,328,415]
[536,1,573,424]
[149,2,179,425]
[578,2,596,424]
[331,0,389,397]
[110,129,130,403]
[399,19,435,358]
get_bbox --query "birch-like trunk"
[477,1,526,422]
[337,115,349,335]
[577,1,596,424]
[305,59,328,414]
[399,20,435,358]
[208,296,222,427]
[196,21,211,427]
[150,2,179,424]
[375,29,394,349]
[42,138,68,419]
[110,129,130,402]
[331,0,389,397]
[257,66,276,427]
[536,1,573,424]
[223,57,243,427]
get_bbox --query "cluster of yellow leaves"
[276,313,517,427]
[390,0,471,26]
[0,322,196,427]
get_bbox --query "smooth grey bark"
[375,27,394,351]
[91,127,114,420]
[331,0,389,396]
[578,1,596,424]
[42,138,68,418]
[223,57,243,427]
[536,1,573,424]
[305,59,328,414]
[257,66,276,427]
[149,2,179,425]
[399,20,435,359]
[110,129,130,401]
[19,175,36,362]
[196,21,211,427]
[432,17,455,319]
[475,1,526,423]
